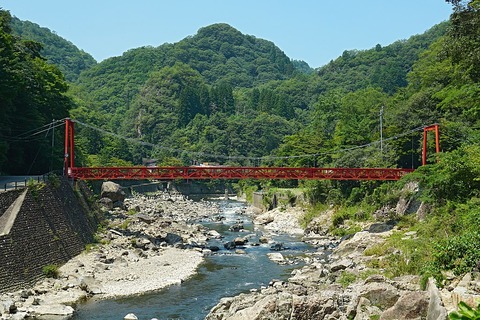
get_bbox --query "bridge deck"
[70,166,414,181]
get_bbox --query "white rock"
[32,304,75,316]
[267,252,285,263]
[124,313,138,320]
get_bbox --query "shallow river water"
[72,198,313,320]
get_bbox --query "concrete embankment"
[0,178,97,293]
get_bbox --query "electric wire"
[27,121,55,174]
[1,121,65,142]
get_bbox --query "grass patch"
[328,204,374,236]
[118,219,131,230]
[126,209,137,216]
[364,229,435,281]
[359,269,383,280]
[85,243,98,252]
[42,264,59,278]
[338,271,357,288]
[299,203,329,228]
[330,223,362,237]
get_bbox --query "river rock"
[224,241,236,250]
[267,252,285,263]
[1,299,17,314]
[330,258,354,272]
[124,313,138,320]
[258,236,269,244]
[101,181,126,203]
[98,197,113,209]
[427,277,448,320]
[367,221,395,233]
[165,233,183,245]
[136,213,154,224]
[358,281,400,310]
[207,230,222,239]
[253,212,274,225]
[270,243,287,251]
[380,291,429,319]
[229,223,244,231]
[206,290,343,320]
[32,304,75,317]
[234,237,248,245]
[202,249,213,256]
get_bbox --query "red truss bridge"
[63,119,439,181]
[70,166,414,181]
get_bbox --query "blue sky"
[1,0,452,68]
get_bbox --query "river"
[72,197,312,320]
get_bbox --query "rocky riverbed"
[1,184,479,320]
[0,189,223,319]
[207,202,480,320]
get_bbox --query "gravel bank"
[60,247,203,299]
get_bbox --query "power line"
[1,121,65,142]
[13,119,65,138]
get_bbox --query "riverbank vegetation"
[1,0,479,289]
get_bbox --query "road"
[0,176,43,192]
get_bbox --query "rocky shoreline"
[207,201,480,320]
[0,185,479,320]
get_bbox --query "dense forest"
[1,0,479,287]
[10,17,96,82]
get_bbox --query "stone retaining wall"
[0,179,97,292]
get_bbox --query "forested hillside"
[10,17,96,82]
[0,10,73,175]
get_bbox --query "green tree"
[0,9,73,174]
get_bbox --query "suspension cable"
[72,119,425,161]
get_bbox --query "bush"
[47,174,61,188]
[300,203,329,228]
[432,230,480,276]
[42,264,59,278]
[449,301,480,320]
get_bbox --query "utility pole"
[380,106,384,156]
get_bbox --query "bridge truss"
[63,119,437,181]
[70,166,414,181]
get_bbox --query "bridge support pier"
[422,124,440,166]
[64,118,75,177]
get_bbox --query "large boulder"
[31,304,75,317]
[380,291,429,319]
[165,233,183,245]
[101,181,126,203]
[253,212,275,225]
[358,281,400,310]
